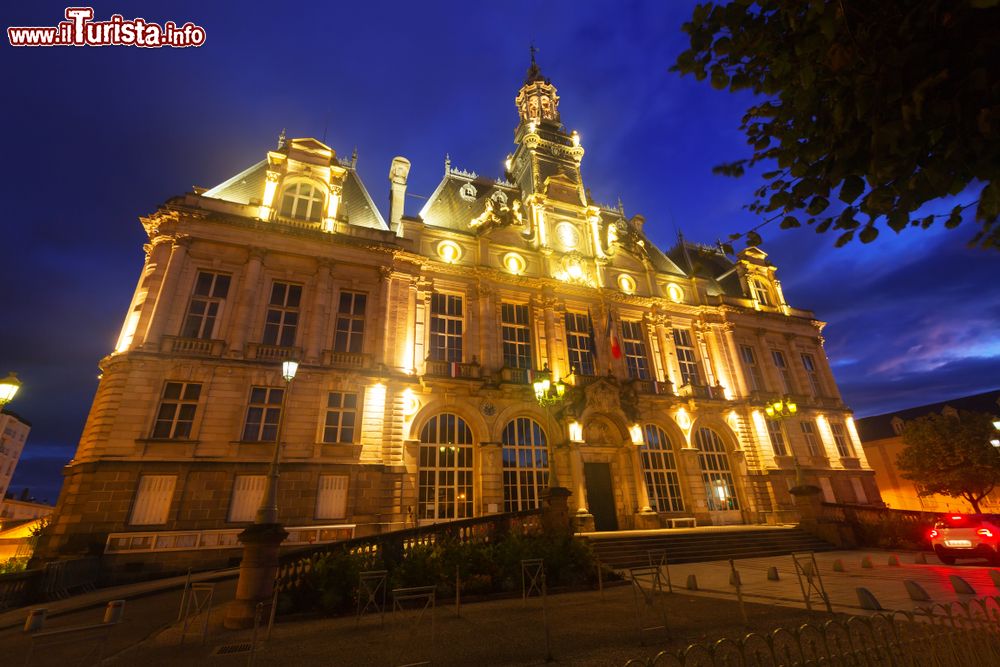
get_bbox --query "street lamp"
[0,372,21,408]
[226,359,299,629]
[764,396,798,420]
[533,367,569,489]
[255,360,299,524]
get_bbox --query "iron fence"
[623,595,1000,666]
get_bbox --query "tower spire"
[524,43,547,84]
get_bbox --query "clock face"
[555,222,580,249]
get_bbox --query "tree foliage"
[896,410,1000,513]
[673,0,1000,251]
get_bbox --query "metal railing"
[623,596,1000,666]
[275,509,542,597]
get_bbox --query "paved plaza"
[5,548,1000,665]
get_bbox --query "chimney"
[629,214,645,234]
[389,156,411,229]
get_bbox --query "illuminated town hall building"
[38,60,880,569]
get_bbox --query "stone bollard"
[861,556,874,569]
[767,566,780,581]
[888,554,901,567]
[856,587,883,611]
[103,600,126,624]
[686,574,699,590]
[915,553,928,564]
[833,559,846,572]
[23,608,46,633]
[904,580,932,602]
[950,575,976,595]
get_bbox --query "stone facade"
[0,410,31,501]
[36,61,880,571]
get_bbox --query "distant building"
[856,390,1000,512]
[36,58,880,575]
[0,497,54,525]
[0,411,31,501]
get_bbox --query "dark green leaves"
[673,1,1000,250]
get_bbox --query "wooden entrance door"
[584,462,618,531]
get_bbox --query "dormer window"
[279,182,325,222]
[749,277,773,306]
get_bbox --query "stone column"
[142,236,191,350]
[223,523,288,629]
[122,237,172,350]
[542,294,558,375]
[569,444,594,531]
[630,446,660,529]
[304,260,332,363]
[721,323,749,397]
[228,248,266,357]
[680,448,710,524]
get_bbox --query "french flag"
[450,361,460,378]
[606,311,622,360]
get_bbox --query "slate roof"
[419,173,518,233]
[855,389,1000,442]
[667,242,743,296]
[202,159,386,230]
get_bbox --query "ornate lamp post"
[763,396,798,420]
[224,360,298,629]
[0,372,21,408]
[532,367,573,532]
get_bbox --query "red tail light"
[929,529,939,539]
[978,528,994,538]
[952,515,964,520]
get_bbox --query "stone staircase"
[584,526,835,570]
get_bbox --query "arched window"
[279,182,325,222]
[749,278,773,306]
[694,427,740,511]
[640,425,684,512]
[502,417,548,511]
[418,414,473,520]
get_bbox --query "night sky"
[2,2,998,503]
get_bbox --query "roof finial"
[277,128,286,149]
[444,153,451,176]
[524,43,546,84]
[351,146,358,169]
[617,196,625,215]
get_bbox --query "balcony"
[499,367,531,384]
[245,343,301,361]
[161,336,225,357]
[322,349,372,370]
[424,359,482,379]
[629,379,674,396]
[678,383,728,400]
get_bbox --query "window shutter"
[316,475,348,520]
[129,475,176,525]
[228,475,266,522]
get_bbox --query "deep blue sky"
[2,2,998,502]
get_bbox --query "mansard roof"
[202,153,387,231]
[667,242,744,296]
[856,389,1000,442]
[418,170,518,233]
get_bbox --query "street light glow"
[281,360,299,382]
[0,372,21,407]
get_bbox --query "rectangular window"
[129,475,176,526]
[801,353,823,397]
[242,386,284,442]
[316,474,349,519]
[262,282,302,347]
[673,329,700,386]
[181,271,230,339]
[771,349,793,394]
[500,303,532,369]
[739,344,764,392]
[429,293,463,362]
[228,475,266,523]
[800,421,820,457]
[767,420,788,457]
[333,291,366,354]
[564,312,595,376]
[831,421,853,457]
[621,320,650,380]
[151,382,201,440]
[323,392,358,444]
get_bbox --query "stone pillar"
[680,448,710,524]
[228,248,266,357]
[223,523,288,629]
[568,444,594,531]
[541,487,572,535]
[142,236,190,350]
[721,323,749,397]
[542,297,558,375]
[304,260,332,363]
[630,446,660,529]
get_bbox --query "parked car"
[929,514,1000,565]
